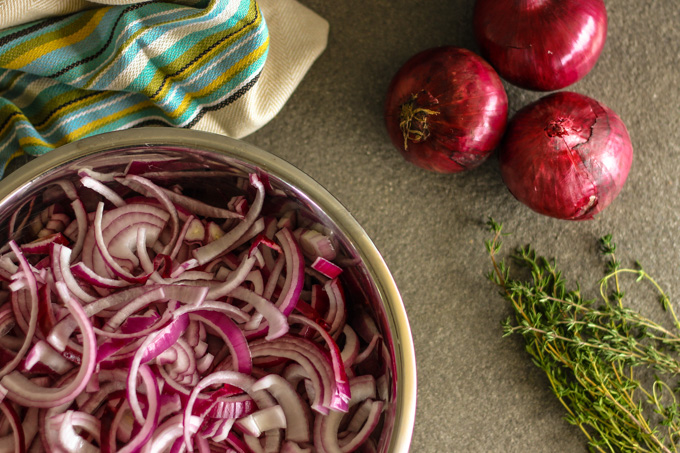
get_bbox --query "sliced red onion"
[294,228,337,261]
[0,243,38,379]
[19,233,69,255]
[234,405,286,437]
[207,418,236,442]
[68,199,88,263]
[127,314,189,423]
[119,364,160,453]
[48,410,101,453]
[325,279,347,339]
[104,285,207,333]
[183,371,261,452]
[78,381,126,416]
[170,215,196,260]
[313,376,379,453]
[264,255,285,300]
[164,339,197,383]
[1,283,96,408]
[0,400,24,453]
[141,414,201,453]
[173,301,250,324]
[50,180,79,202]
[0,407,38,453]
[119,176,243,221]
[47,285,157,353]
[0,164,389,452]
[78,167,121,183]
[117,174,180,256]
[223,218,266,257]
[337,400,383,452]
[244,228,303,336]
[6,197,35,248]
[280,441,312,453]
[340,326,360,369]
[80,176,125,208]
[207,254,258,300]
[353,334,381,366]
[52,243,96,303]
[250,374,311,443]
[232,287,288,341]
[223,432,253,453]
[196,392,256,421]
[102,287,166,332]
[40,212,70,239]
[95,315,170,342]
[289,314,350,412]
[188,310,251,375]
[273,228,305,316]
[9,287,30,335]
[135,227,164,284]
[70,262,131,289]
[92,203,158,283]
[23,340,74,375]
[250,335,339,414]
[310,257,343,279]
[0,256,18,277]
[193,175,264,265]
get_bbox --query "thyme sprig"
[486,218,680,452]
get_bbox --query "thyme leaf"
[486,218,680,453]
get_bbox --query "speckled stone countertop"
[244,1,680,451]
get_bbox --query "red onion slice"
[0,400,24,453]
[231,286,289,341]
[250,374,311,443]
[313,376,380,453]
[187,310,252,375]
[117,174,180,256]
[49,410,101,453]
[311,257,342,279]
[127,314,189,423]
[0,243,38,379]
[250,335,337,414]
[1,283,96,408]
[193,175,265,265]
[23,340,74,374]
[119,364,160,453]
[80,176,125,208]
[183,371,261,452]
[234,405,286,437]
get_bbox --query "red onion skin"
[384,46,508,173]
[499,91,633,220]
[473,0,607,91]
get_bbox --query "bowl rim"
[0,128,417,452]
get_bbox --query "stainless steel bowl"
[0,128,417,452]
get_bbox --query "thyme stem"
[486,218,680,452]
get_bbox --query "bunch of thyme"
[486,218,680,452]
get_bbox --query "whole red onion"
[384,46,508,173]
[499,91,633,220]
[473,0,607,91]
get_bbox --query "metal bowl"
[0,128,417,452]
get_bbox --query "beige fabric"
[195,0,329,138]
[0,0,329,139]
[0,0,91,28]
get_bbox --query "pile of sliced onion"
[0,158,390,453]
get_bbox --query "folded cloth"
[0,0,328,176]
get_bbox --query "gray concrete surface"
[244,1,680,452]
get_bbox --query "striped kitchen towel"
[0,0,329,176]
